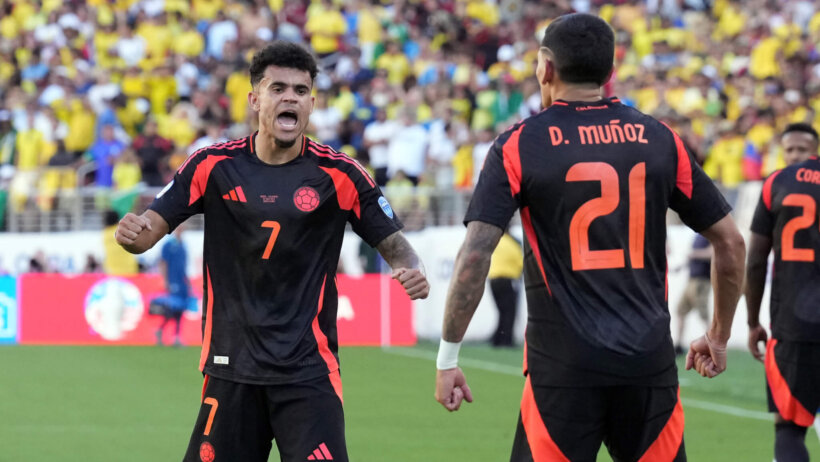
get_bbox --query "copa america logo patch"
[378,196,394,218]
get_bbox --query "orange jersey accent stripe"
[328,369,344,405]
[308,140,375,188]
[662,123,693,199]
[201,374,210,402]
[522,329,528,376]
[189,156,230,205]
[551,101,568,106]
[765,339,815,426]
[521,206,551,295]
[199,266,215,372]
[637,387,684,462]
[311,275,340,373]
[235,186,247,202]
[502,124,525,198]
[319,166,361,219]
[762,170,783,211]
[520,375,570,462]
[229,190,238,201]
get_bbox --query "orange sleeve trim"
[502,125,525,198]
[319,166,361,219]
[637,387,685,462]
[765,339,815,426]
[661,123,693,199]
[309,140,376,188]
[189,155,230,206]
[521,207,551,295]
[520,376,570,462]
[198,266,214,372]
[762,170,782,211]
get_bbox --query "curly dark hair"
[249,41,319,88]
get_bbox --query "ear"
[541,59,554,85]
[308,94,315,114]
[248,90,259,112]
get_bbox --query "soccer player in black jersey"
[115,41,429,462]
[434,14,746,462]
[746,123,820,462]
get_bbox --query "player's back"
[468,97,731,385]
[753,157,820,342]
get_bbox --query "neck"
[552,82,604,103]
[255,131,303,165]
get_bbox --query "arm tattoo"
[442,221,504,342]
[376,231,422,272]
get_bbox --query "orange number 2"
[781,194,816,262]
[203,397,219,436]
[261,220,281,260]
[566,162,646,271]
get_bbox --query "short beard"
[274,137,297,148]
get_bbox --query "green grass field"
[1,343,818,461]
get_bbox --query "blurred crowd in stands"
[1,0,820,231]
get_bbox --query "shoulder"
[177,136,249,174]
[304,138,376,189]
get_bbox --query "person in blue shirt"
[152,225,190,346]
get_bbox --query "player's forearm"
[708,233,746,343]
[744,242,771,328]
[442,222,503,342]
[375,231,424,272]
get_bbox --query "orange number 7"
[261,220,281,260]
[203,397,218,436]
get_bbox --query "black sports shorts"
[765,339,820,427]
[510,376,685,462]
[183,371,347,462]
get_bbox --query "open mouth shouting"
[276,110,299,132]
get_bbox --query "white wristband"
[436,339,462,370]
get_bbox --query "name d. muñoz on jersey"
[751,157,820,343]
[151,134,403,384]
[465,97,731,387]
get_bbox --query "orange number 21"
[566,162,646,271]
[261,221,281,260]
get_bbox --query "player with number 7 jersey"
[115,41,429,462]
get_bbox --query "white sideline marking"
[383,347,773,422]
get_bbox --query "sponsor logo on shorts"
[306,442,334,460]
[214,356,229,365]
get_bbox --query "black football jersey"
[150,134,403,384]
[465,97,731,386]
[750,157,820,343]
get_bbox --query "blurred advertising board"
[0,276,17,344]
[16,274,413,346]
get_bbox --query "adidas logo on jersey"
[222,186,247,203]
[306,443,333,460]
